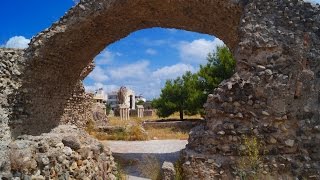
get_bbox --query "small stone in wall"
[269,137,277,144]
[285,139,295,147]
[62,136,81,150]
[262,111,270,116]
[63,146,73,156]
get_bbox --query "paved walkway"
[103,140,188,180]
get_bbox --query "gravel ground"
[103,140,188,180]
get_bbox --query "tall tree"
[152,45,236,120]
[198,45,236,94]
[152,72,202,120]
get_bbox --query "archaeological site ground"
[1,0,320,179]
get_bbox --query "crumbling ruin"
[1,0,319,179]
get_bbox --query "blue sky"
[2,0,319,99]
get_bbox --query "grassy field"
[87,112,201,141]
[146,127,189,140]
[108,112,202,126]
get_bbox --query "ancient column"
[137,105,144,118]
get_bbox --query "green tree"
[198,45,236,94]
[152,45,235,120]
[152,72,202,120]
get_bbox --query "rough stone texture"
[91,102,109,127]
[0,0,320,179]
[161,161,176,180]
[183,0,320,179]
[0,48,25,176]
[7,125,117,180]
[9,0,243,137]
[60,81,94,128]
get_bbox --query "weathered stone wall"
[7,125,117,179]
[8,0,243,138]
[61,81,93,128]
[0,0,319,179]
[183,0,320,179]
[0,48,25,176]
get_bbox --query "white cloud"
[145,48,157,55]
[139,38,168,46]
[152,63,196,80]
[85,36,223,99]
[166,28,178,33]
[4,36,30,49]
[88,66,109,82]
[85,61,197,99]
[85,83,119,94]
[109,60,150,80]
[305,0,320,4]
[178,38,224,64]
[95,49,120,65]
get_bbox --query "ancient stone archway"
[1,0,320,179]
[9,0,243,136]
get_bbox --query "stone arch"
[2,0,320,178]
[10,0,244,136]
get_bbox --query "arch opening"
[10,0,243,137]
[81,27,229,142]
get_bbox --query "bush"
[237,135,264,180]
[115,161,127,180]
[128,125,148,141]
[90,125,148,141]
[174,159,184,180]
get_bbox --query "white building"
[107,87,136,110]
[135,94,146,103]
[93,88,107,103]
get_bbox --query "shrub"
[237,135,264,180]
[128,125,148,141]
[174,159,184,180]
[115,161,127,180]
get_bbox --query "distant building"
[107,87,136,110]
[93,88,107,104]
[135,94,146,103]
[143,100,153,110]
[107,91,118,109]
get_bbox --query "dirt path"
[103,140,188,180]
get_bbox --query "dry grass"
[146,127,189,140]
[137,154,161,180]
[87,112,199,141]
[174,159,184,180]
[108,112,202,126]
[115,160,128,180]
[237,135,264,180]
[89,125,148,141]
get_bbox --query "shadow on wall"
[8,85,70,138]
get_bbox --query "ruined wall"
[0,49,25,175]
[61,81,94,128]
[0,0,319,179]
[8,0,243,137]
[8,125,118,179]
[183,0,320,179]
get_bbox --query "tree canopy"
[152,45,236,120]
[198,46,236,94]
